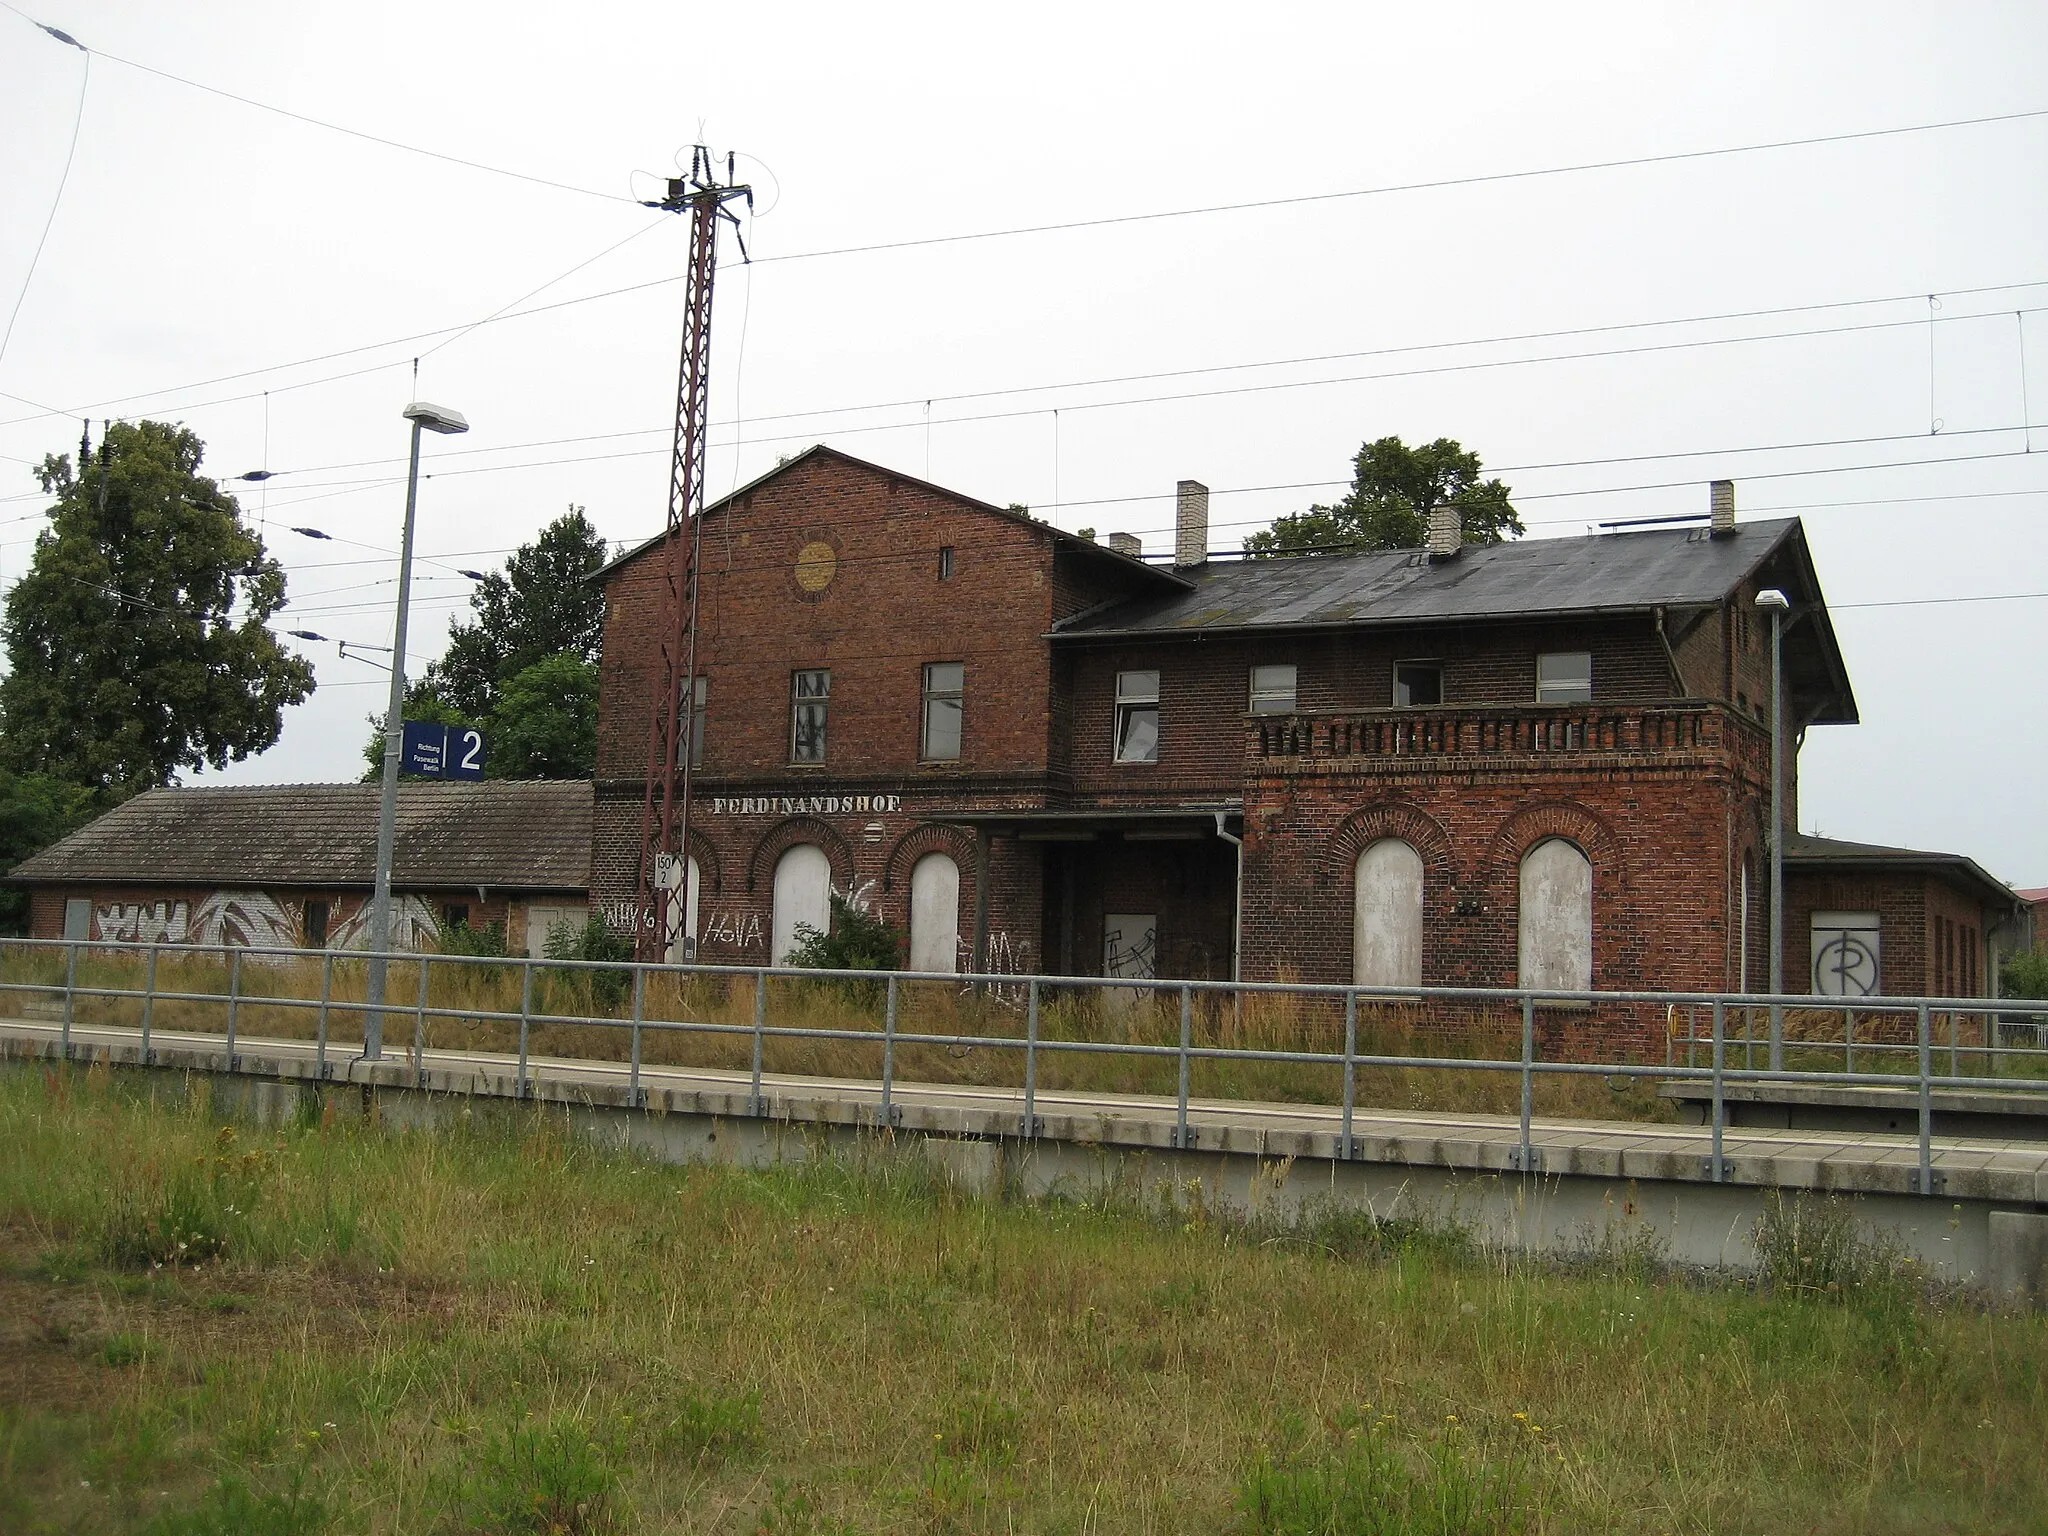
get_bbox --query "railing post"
[140,944,159,1067]
[749,970,766,1117]
[1341,989,1357,1162]
[1021,978,1040,1139]
[225,948,242,1071]
[412,954,430,1087]
[1916,1000,1935,1195]
[1947,1007,1958,1081]
[1516,993,1536,1174]
[1844,1007,1854,1075]
[61,940,78,1060]
[516,960,533,1100]
[1174,984,1193,1150]
[1707,999,1727,1183]
[315,951,333,1079]
[629,965,645,1109]
[881,975,899,1127]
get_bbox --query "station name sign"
[707,793,903,817]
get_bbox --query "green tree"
[489,652,598,779]
[425,507,606,721]
[0,421,315,796]
[1244,436,1522,558]
[362,508,606,779]
[0,769,96,933]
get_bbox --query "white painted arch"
[771,844,832,964]
[1518,838,1593,991]
[1353,838,1423,989]
[908,851,962,973]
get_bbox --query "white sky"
[1,2,2044,884]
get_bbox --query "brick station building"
[589,445,1919,1026]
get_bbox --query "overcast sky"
[2,2,2044,882]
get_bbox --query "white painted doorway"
[908,852,961,973]
[1517,839,1593,991]
[771,844,832,964]
[1353,838,1423,989]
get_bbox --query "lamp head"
[1754,588,1790,611]
[402,401,469,435]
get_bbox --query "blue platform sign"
[401,721,486,781]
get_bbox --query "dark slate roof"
[1785,832,2022,912]
[1053,516,1858,725]
[8,782,591,891]
[1056,518,1801,634]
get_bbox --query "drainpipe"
[1654,607,1690,696]
[1214,810,1243,983]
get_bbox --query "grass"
[2,1064,2046,1532]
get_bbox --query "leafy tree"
[2002,949,2048,1001]
[489,652,598,779]
[426,507,606,721]
[1244,436,1522,558]
[0,421,315,796]
[365,508,605,778]
[0,769,96,932]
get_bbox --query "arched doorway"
[908,851,961,973]
[1353,839,1423,988]
[1518,838,1592,991]
[771,844,831,965]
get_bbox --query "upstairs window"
[1248,664,1297,714]
[678,675,708,768]
[1114,670,1160,763]
[921,662,964,760]
[791,669,830,762]
[1537,651,1593,704]
[1393,661,1442,707]
[938,545,955,580]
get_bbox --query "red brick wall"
[1782,870,1994,1001]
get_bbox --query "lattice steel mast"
[634,148,750,962]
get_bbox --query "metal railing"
[4,934,2045,1198]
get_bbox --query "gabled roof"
[8,782,592,891]
[593,443,1187,590]
[1053,516,1858,725]
[1785,832,2022,913]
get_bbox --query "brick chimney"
[1709,479,1736,537]
[1426,503,1463,561]
[1105,531,1143,558]
[1174,479,1209,568]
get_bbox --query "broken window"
[1393,661,1442,707]
[678,675,708,768]
[1114,670,1160,763]
[791,669,830,763]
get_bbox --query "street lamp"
[1756,587,1791,1072]
[363,400,468,1062]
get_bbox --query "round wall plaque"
[794,540,838,593]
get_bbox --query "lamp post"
[1756,587,1791,1072]
[363,401,468,1060]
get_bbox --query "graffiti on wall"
[832,877,878,916]
[94,900,191,944]
[93,892,302,953]
[701,910,766,951]
[330,896,440,952]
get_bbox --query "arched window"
[771,844,831,964]
[1518,838,1592,991]
[908,852,962,973]
[1353,839,1423,988]
[663,855,700,964]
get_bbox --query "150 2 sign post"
[401,721,487,781]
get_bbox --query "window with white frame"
[1393,661,1443,707]
[1248,663,1297,714]
[921,662,964,760]
[1536,651,1593,704]
[791,669,830,762]
[1114,670,1160,763]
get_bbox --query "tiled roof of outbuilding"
[1784,832,2022,912]
[7,781,591,890]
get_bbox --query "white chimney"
[1426,503,1463,560]
[1710,479,1736,537]
[1105,531,1143,558]
[1174,479,1209,568]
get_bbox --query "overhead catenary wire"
[0,33,89,369]
[0,0,636,206]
